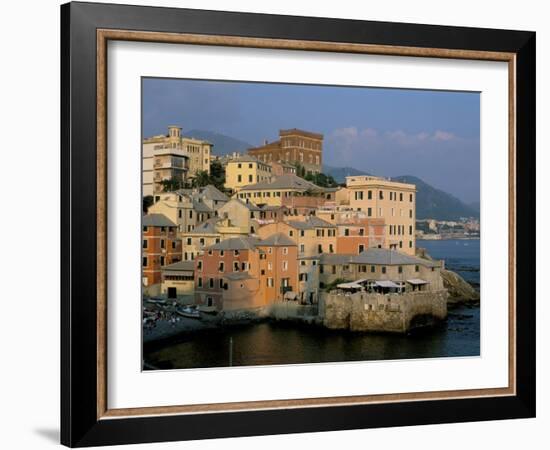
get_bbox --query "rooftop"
[205,236,260,251]
[162,260,195,272]
[320,248,440,267]
[239,174,323,192]
[258,233,297,247]
[142,214,177,228]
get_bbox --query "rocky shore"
[441,269,480,306]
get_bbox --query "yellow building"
[143,126,213,195]
[235,174,326,207]
[224,155,273,193]
[343,175,417,255]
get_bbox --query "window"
[382,267,386,274]
[379,190,384,200]
[160,256,165,266]
[329,244,334,253]
[299,244,305,253]
[241,262,247,271]
[398,266,403,274]
[409,225,413,235]
[358,244,365,253]
[237,163,242,169]
[160,239,165,249]
[409,241,413,248]
[367,207,372,217]
[248,174,253,183]
[209,278,214,288]
[409,209,413,218]
[283,247,288,255]
[234,250,240,256]
[186,237,192,245]
[359,228,364,236]
[267,278,274,287]
[143,226,148,232]
[268,262,272,270]
[218,262,224,272]
[178,210,182,218]
[172,241,177,249]
[199,238,205,247]
[410,193,413,202]
[189,210,193,219]
[237,175,242,182]
[318,244,323,254]
[355,191,363,200]
[344,228,350,236]
[371,265,375,273]
[198,277,203,287]
[400,193,403,201]
[282,261,288,271]
[289,230,294,237]
[206,297,213,307]
[399,241,403,248]
[267,247,272,254]
[249,163,253,169]
[300,230,305,237]
[368,190,372,200]
[197,260,203,271]
[233,262,239,272]
[331,265,336,275]
[415,265,419,272]
[142,239,147,249]
[142,257,147,267]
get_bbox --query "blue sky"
[143,78,480,203]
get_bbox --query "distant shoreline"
[417,236,480,241]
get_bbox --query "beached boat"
[146,297,167,305]
[177,306,201,319]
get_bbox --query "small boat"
[177,306,201,319]
[146,297,167,305]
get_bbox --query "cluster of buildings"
[416,217,480,240]
[142,126,445,314]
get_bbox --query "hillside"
[184,129,253,156]
[323,167,478,221]
[391,175,479,220]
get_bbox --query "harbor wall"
[321,290,448,333]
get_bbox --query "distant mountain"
[391,175,479,221]
[323,165,369,182]
[468,201,480,214]
[184,129,253,156]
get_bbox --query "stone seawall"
[321,290,448,333]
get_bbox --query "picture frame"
[60,1,536,447]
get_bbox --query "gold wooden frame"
[96,29,516,420]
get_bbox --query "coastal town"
[141,126,475,345]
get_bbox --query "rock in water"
[441,269,480,305]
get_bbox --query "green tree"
[209,160,226,191]
[160,176,186,192]
[142,195,154,213]
[191,170,211,188]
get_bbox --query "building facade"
[142,214,182,287]
[342,175,417,255]
[224,155,273,192]
[248,128,323,174]
[143,125,213,196]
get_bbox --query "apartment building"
[193,235,298,312]
[142,214,182,287]
[319,248,444,293]
[342,175,417,255]
[235,174,326,208]
[224,155,273,192]
[248,128,323,174]
[143,126,213,195]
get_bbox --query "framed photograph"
[61,1,536,447]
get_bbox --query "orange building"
[194,234,298,312]
[142,214,182,287]
[335,218,386,254]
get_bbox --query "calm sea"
[144,239,481,370]
[418,239,480,285]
